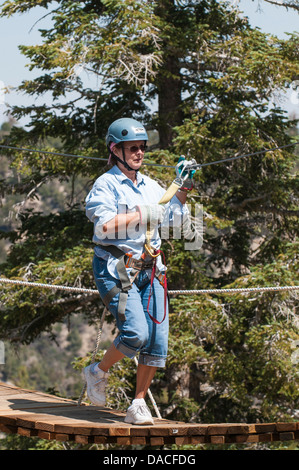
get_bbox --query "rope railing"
[0,277,298,296]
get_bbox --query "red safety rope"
[146,250,168,324]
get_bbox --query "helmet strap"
[108,143,137,173]
[121,144,136,172]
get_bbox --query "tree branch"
[263,0,299,11]
[7,292,100,343]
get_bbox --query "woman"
[84,117,190,424]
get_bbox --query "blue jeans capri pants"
[92,254,169,368]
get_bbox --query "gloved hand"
[175,155,196,190]
[137,204,166,226]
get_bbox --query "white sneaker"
[124,398,154,425]
[83,363,108,406]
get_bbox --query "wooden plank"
[0,390,77,402]
[34,409,110,434]
[53,422,108,436]
[226,424,256,434]
[37,430,56,441]
[150,436,164,446]
[207,424,231,435]
[54,433,72,442]
[190,435,208,444]
[207,423,255,436]
[235,434,260,443]
[254,423,276,433]
[276,422,297,432]
[130,426,150,436]
[0,413,20,426]
[148,425,171,436]
[279,432,295,441]
[0,383,78,404]
[210,435,225,444]
[175,436,191,445]
[49,420,121,436]
[94,436,107,444]
[109,426,130,437]
[257,432,273,442]
[148,422,189,437]
[187,424,209,436]
[168,425,189,437]
[17,426,38,438]
[116,437,132,446]
[16,412,62,430]
[0,389,26,396]
[75,434,93,445]
[0,423,17,434]
[0,398,78,411]
[130,436,147,445]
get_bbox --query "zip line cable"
[0,141,298,170]
[0,144,107,162]
[0,144,171,167]
[191,141,299,169]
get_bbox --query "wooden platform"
[0,382,298,446]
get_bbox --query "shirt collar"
[111,165,145,187]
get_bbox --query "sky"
[0,0,298,127]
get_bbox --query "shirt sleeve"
[164,193,189,224]
[85,181,118,240]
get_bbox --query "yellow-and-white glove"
[137,204,166,226]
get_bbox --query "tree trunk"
[157,55,183,148]
[155,0,183,148]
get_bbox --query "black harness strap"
[99,245,133,322]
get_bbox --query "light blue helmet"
[106,118,148,147]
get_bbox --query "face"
[113,140,146,171]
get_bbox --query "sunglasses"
[123,144,147,153]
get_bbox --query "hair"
[108,142,122,166]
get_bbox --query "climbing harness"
[98,245,139,322]
[98,244,167,324]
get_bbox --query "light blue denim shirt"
[85,165,188,279]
